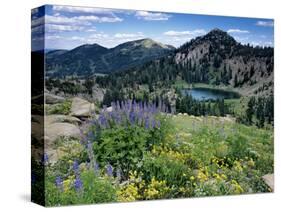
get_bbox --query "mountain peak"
[209,28,226,33]
[199,28,237,46]
[115,38,175,50]
[138,38,175,50]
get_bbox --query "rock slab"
[70,97,95,117]
[45,93,65,104]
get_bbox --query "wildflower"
[74,176,83,191]
[87,131,95,141]
[157,120,161,128]
[129,111,136,125]
[190,176,195,181]
[73,160,79,174]
[86,141,92,151]
[106,164,113,177]
[55,176,63,191]
[151,119,156,128]
[94,161,100,174]
[247,158,255,167]
[145,117,150,130]
[98,113,108,128]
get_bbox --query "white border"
[0,0,279,211]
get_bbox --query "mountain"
[105,29,273,96]
[173,28,273,95]
[45,49,69,59]
[46,39,175,77]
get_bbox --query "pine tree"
[246,97,255,124]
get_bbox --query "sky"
[31,5,274,51]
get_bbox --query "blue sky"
[31,5,274,51]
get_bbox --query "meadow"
[39,100,273,206]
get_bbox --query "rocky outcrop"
[262,174,274,191]
[45,114,81,125]
[45,93,65,104]
[45,122,80,145]
[70,97,95,118]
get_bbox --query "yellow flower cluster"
[230,180,244,194]
[151,145,189,162]
[247,158,255,168]
[117,171,170,201]
[233,161,243,172]
[62,175,75,193]
[211,157,229,168]
[197,168,209,182]
[117,184,141,202]
[144,177,170,200]
[117,171,144,202]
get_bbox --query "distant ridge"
[46,39,175,77]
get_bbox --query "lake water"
[182,87,240,101]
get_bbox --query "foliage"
[46,100,72,115]
[42,102,273,206]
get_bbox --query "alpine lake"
[182,87,241,101]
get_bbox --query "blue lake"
[182,87,240,101]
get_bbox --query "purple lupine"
[145,117,150,130]
[151,119,156,128]
[74,176,83,191]
[129,111,136,125]
[157,120,161,129]
[106,164,113,177]
[87,131,95,141]
[98,113,108,128]
[94,161,100,174]
[73,160,79,174]
[55,176,63,191]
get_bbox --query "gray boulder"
[45,123,80,145]
[70,97,95,118]
[45,93,65,104]
[46,114,81,125]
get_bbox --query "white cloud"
[44,14,122,26]
[86,28,96,32]
[227,29,250,34]
[45,15,82,25]
[163,29,206,37]
[135,11,171,21]
[32,25,44,34]
[45,24,85,32]
[256,21,274,27]
[114,32,144,39]
[75,15,122,23]
[31,16,44,27]
[45,35,63,40]
[89,33,109,39]
[53,5,115,14]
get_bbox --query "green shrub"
[45,170,117,206]
[46,100,72,115]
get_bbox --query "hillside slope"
[46,39,175,77]
[104,29,273,96]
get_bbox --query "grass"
[37,111,273,206]
[46,100,72,115]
